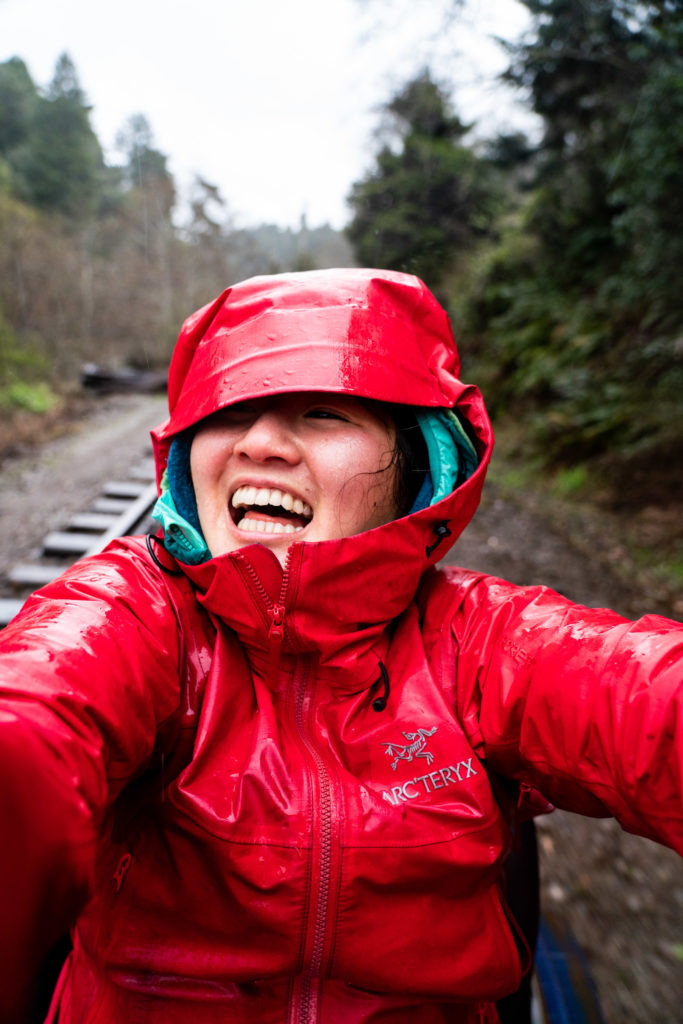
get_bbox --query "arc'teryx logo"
[380,724,479,806]
[381,759,478,806]
[383,725,438,771]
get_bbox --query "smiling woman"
[0,268,681,1024]
[189,393,399,565]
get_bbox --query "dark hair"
[388,405,429,515]
[358,399,430,517]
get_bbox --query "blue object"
[534,915,606,1024]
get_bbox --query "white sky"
[0,0,535,229]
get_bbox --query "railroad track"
[0,454,158,628]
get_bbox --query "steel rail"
[0,458,158,628]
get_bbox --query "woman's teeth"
[239,518,302,534]
[231,485,313,534]
[232,486,312,518]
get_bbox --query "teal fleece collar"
[152,472,211,565]
[412,409,478,510]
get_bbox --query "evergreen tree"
[503,0,680,290]
[16,53,104,218]
[104,114,177,360]
[346,70,499,290]
[116,114,173,199]
[0,58,38,156]
[604,9,683,327]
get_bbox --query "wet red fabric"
[0,270,681,1023]
[152,268,474,485]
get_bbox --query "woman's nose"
[234,411,300,463]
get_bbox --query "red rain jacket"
[0,270,681,1024]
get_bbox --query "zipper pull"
[476,1002,500,1024]
[268,604,285,687]
[113,852,132,893]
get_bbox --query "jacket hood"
[149,269,493,687]
[152,268,474,473]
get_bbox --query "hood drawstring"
[146,534,184,576]
[371,661,391,712]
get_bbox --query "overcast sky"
[0,0,535,229]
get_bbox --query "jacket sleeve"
[447,569,683,855]
[0,540,184,1020]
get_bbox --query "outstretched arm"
[0,541,183,1020]
[448,570,683,853]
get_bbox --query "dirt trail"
[1,394,681,1022]
[0,393,166,580]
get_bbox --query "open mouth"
[230,485,313,535]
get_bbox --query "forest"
[1,0,681,523]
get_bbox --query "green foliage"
[0,307,55,414]
[0,158,13,197]
[346,70,500,291]
[550,465,589,497]
[502,0,682,305]
[605,53,683,327]
[456,0,683,503]
[0,380,57,413]
[465,209,682,464]
[8,53,104,219]
[0,57,38,155]
[0,304,46,372]
[383,71,470,142]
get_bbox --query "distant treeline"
[0,53,352,417]
[346,0,683,506]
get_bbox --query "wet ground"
[1,393,681,1022]
[0,393,166,581]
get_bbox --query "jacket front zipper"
[234,549,292,687]
[286,654,339,1024]
[268,603,285,689]
[233,549,338,1023]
